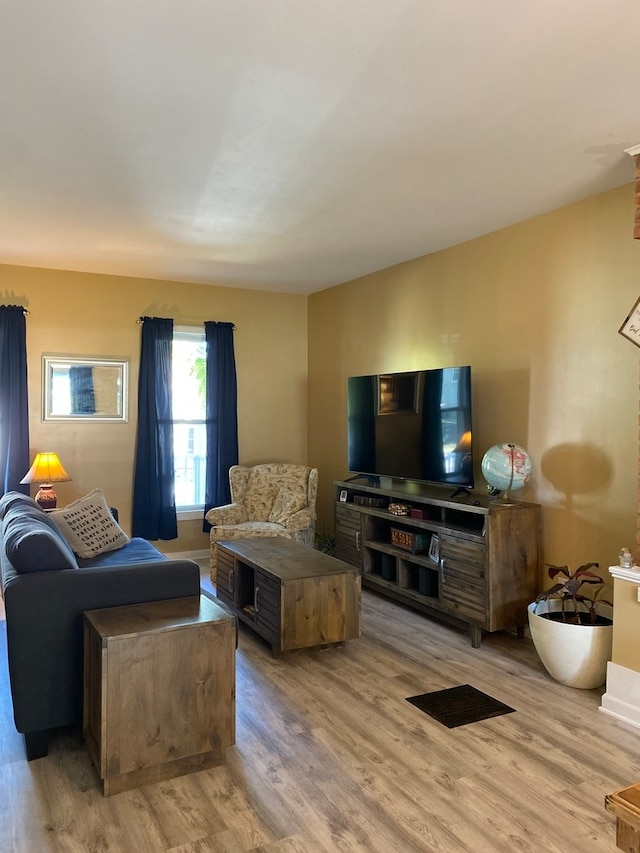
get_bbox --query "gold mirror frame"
[42,355,129,422]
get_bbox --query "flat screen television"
[347,365,474,489]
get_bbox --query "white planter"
[527,600,613,689]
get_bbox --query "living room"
[2,170,640,853]
[6,179,638,578]
[2,1,640,850]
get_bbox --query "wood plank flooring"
[0,565,637,851]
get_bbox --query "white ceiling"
[1,1,638,295]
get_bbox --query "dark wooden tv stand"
[334,478,541,647]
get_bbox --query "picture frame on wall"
[618,296,640,348]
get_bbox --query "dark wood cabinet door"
[335,504,363,569]
[216,549,236,608]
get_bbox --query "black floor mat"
[406,684,515,728]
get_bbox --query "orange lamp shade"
[20,452,71,509]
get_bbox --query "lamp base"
[35,485,57,510]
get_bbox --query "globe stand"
[490,456,516,506]
[489,492,520,507]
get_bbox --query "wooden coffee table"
[216,538,361,656]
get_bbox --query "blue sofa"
[0,491,201,760]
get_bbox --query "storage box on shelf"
[333,478,541,648]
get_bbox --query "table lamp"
[20,452,72,509]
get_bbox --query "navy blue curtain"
[0,306,30,495]
[132,317,177,539]
[69,366,96,414]
[203,321,238,531]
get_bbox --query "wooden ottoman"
[216,537,361,657]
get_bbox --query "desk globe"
[481,443,532,501]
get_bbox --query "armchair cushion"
[215,521,287,537]
[281,506,315,533]
[243,475,278,521]
[268,488,307,525]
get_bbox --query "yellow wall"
[308,183,640,589]
[0,264,308,552]
[610,576,640,670]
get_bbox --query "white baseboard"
[600,661,640,730]
[164,549,209,561]
[187,549,209,560]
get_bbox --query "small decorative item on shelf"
[388,503,410,516]
[428,534,440,563]
[379,553,396,581]
[409,507,429,520]
[618,547,634,568]
[391,528,429,553]
[353,495,387,508]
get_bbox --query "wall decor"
[618,296,640,348]
[42,355,128,422]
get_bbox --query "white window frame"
[173,325,206,517]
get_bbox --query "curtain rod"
[137,317,235,328]
[0,305,29,314]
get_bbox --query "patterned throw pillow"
[49,488,130,558]
[268,489,307,524]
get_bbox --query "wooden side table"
[83,595,235,796]
[605,783,640,852]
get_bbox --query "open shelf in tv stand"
[334,478,541,648]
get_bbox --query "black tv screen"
[347,366,474,488]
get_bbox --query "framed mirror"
[43,355,129,422]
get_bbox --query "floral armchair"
[205,463,318,582]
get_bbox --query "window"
[172,327,206,510]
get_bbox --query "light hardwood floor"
[0,560,636,852]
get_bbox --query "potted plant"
[315,530,336,556]
[527,562,613,689]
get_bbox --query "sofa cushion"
[3,506,79,573]
[0,491,40,520]
[268,488,307,524]
[76,537,166,568]
[49,488,130,559]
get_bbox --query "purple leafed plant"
[534,562,612,625]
